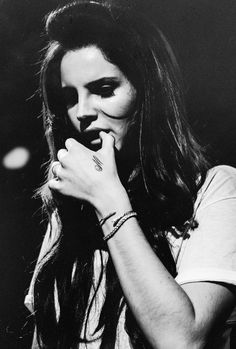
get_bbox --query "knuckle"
[106,133,115,145]
[51,160,60,168]
[48,179,56,189]
[51,161,60,177]
[65,138,76,149]
[57,149,67,161]
[99,130,106,138]
[48,178,62,192]
[109,133,115,143]
[57,167,62,177]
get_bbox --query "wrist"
[94,184,132,223]
[102,211,137,241]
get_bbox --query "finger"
[48,178,62,192]
[51,161,61,178]
[65,137,90,154]
[65,138,79,150]
[57,149,68,162]
[99,131,115,153]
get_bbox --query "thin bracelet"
[112,210,135,227]
[103,212,137,241]
[99,211,116,227]
[99,210,134,227]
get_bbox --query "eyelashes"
[61,82,118,109]
[91,85,115,98]
[88,78,119,97]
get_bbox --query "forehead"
[60,45,123,86]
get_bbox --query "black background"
[1,0,236,347]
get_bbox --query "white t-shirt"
[25,165,236,348]
[168,165,236,349]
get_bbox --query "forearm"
[48,135,236,348]
[95,189,204,349]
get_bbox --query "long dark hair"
[33,1,209,348]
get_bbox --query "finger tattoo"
[92,155,103,171]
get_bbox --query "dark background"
[0,0,236,347]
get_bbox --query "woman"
[25,1,236,348]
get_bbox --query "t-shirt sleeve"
[24,213,59,313]
[176,165,236,287]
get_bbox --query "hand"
[48,132,124,208]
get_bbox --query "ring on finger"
[51,162,60,180]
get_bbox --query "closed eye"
[61,87,78,109]
[87,78,119,98]
[92,85,116,98]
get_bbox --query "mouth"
[81,129,110,150]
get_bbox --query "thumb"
[99,131,115,154]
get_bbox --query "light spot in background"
[2,147,30,170]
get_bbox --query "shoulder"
[175,166,236,289]
[195,165,236,211]
[201,165,236,191]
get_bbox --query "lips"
[81,129,110,150]
[82,129,101,142]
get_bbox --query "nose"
[76,94,97,121]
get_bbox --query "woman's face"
[60,45,137,150]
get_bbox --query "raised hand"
[48,131,124,208]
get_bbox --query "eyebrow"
[85,77,120,89]
[61,77,120,90]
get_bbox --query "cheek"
[101,90,136,118]
[67,108,81,131]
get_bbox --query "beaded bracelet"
[103,211,137,241]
